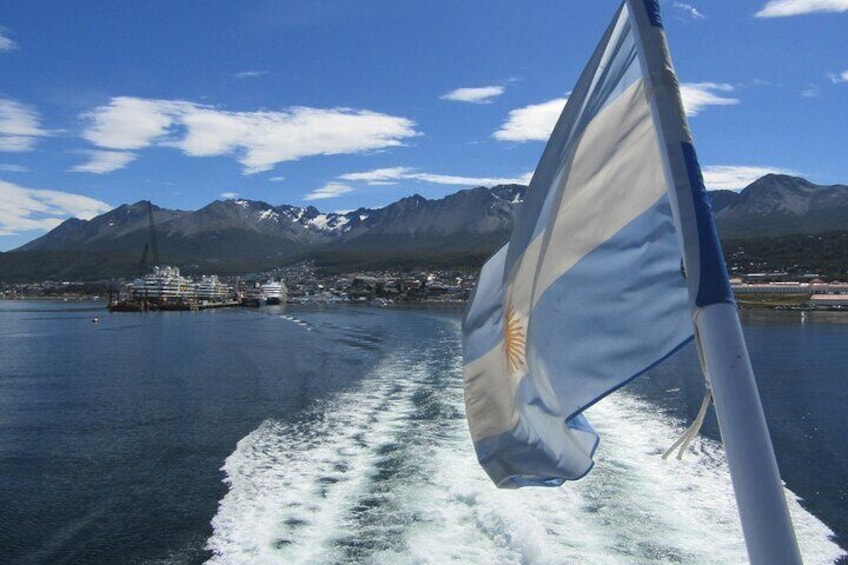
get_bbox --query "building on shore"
[731,281,848,295]
[810,294,848,310]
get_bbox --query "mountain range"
[1,175,846,282]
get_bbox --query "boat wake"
[279,314,312,331]
[206,319,846,564]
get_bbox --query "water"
[0,301,845,564]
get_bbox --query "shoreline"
[4,295,848,312]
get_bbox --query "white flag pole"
[625,1,803,562]
[696,304,802,564]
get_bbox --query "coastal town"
[2,260,848,311]
[0,261,477,309]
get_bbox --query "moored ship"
[109,266,237,311]
[260,279,287,305]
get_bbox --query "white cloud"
[494,97,567,142]
[220,192,239,199]
[269,176,285,182]
[701,165,799,191]
[233,70,267,79]
[674,2,706,19]
[756,0,848,17]
[0,180,111,235]
[81,97,419,174]
[801,85,820,98]
[339,166,533,187]
[0,136,38,152]
[413,171,534,186]
[680,83,739,116]
[338,167,410,184]
[70,150,138,174]
[441,86,505,104]
[0,29,17,52]
[169,106,244,157]
[0,164,28,172]
[81,97,190,150]
[0,99,52,152]
[304,183,355,201]
[828,70,848,83]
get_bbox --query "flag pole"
[624,1,803,562]
[695,303,802,564]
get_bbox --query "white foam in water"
[279,315,312,330]
[206,321,846,564]
[206,346,425,564]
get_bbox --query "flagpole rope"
[663,388,712,460]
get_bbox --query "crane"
[139,243,149,276]
[146,200,160,268]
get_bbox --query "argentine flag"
[462,0,733,488]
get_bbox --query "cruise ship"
[260,279,287,305]
[131,265,192,303]
[110,266,236,311]
[194,274,231,303]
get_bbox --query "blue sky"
[1,0,846,251]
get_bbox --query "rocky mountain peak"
[9,175,847,279]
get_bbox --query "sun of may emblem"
[503,302,527,373]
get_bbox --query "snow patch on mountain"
[258,209,280,223]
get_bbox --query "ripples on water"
[0,303,845,564]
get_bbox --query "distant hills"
[1,175,846,282]
[713,174,848,238]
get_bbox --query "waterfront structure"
[810,294,848,309]
[112,267,236,311]
[195,275,231,302]
[131,266,192,302]
[260,279,287,305]
[731,282,848,294]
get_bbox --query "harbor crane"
[138,201,161,275]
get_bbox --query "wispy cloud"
[304,182,355,201]
[70,150,138,174]
[801,85,820,98]
[680,83,739,116]
[441,86,505,104]
[268,176,285,182]
[828,70,848,83]
[80,96,420,174]
[0,180,111,236]
[0,29,18,52]
[702,165,799,191]
[0,163,28,172]
[673,2,706,19]
[756,0,848,17]
[0,99,52,152]
[339,166,532,187]
[233,70,267,79]
[493,97,567,142]
[220,192,239,199]
[339,167,412,184]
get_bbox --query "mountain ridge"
[714,174,848,238]
[3,175,846,281]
